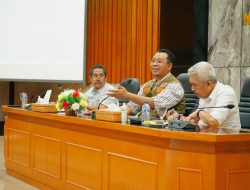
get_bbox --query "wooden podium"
[2,106,250,190]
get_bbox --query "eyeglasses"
[150,59,167,64]
[91,74,105,80]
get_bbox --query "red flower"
[73,90,80,97]
[62,102,69,109]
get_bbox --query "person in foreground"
[107,48,185,116]
[84,64,118,111]
[185,61,241,128]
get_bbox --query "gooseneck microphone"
[197,104,235,110]
[97,79,133,110]
[31,84,62,104]
[97,95,110,110]
[31,90,47,103]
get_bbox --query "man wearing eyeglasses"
[107,49,185,116]
[84,64,118,111]
[184,61,240,128]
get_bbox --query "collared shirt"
[128,73,184,115]
[84,83,119,107]
[198,82,241,128]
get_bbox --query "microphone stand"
[92,95,110,119]
[31,84,61,104]
[31,91,47,104]
[97,79,132,110]
[97,95,110,110]
[197,104,235,110]
[167,104,235,131]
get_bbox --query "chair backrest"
[177,73,199,116]
[239,77,250,129]
[119,78,140,105]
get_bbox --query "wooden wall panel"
[107,153,158,189]
[8,129,30,167]
[32,135,62,178]
[65,142,102,189]
[86,0,160,84]
[227,170,250,190]
[166,150,215,190]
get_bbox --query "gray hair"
[188,61,217,82]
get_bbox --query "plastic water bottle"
[121,103,127,124]
[141,102,150,126]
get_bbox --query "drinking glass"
[156,104,168,120]
[76,109,83,118]
[20,92,28,109]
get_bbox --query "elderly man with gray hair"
[185,61,240,128]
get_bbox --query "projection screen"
[0,0,86,82]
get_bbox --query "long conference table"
[2,106,250,190]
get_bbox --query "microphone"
[31,84,62,104]
[197,104,235,110]
[167,104,235,131]
[31,90,48,103]
[97,95,110,110]
[120,78,133,86]
[98,79,133,110]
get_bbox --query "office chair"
[239,77,250,129]
[177,73,199,116]
[119,78,140,105]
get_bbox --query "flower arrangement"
[56,89,87,111]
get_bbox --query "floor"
[0,136,38,190]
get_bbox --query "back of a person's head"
[188,61,217,82]
[157,48,175,64]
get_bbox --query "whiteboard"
[0,0,86,82]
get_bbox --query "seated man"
[185,61,240,128]
[107,49,185,116]
[84,64,118,111]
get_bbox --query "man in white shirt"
[185,61,241,128]
[84,64,118,111]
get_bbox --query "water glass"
[156,104,168,120]
[76,109,84,118]
[20,92,28,109]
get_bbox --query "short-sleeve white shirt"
[84,83,119,107]
[198,82,241,128]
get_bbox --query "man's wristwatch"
[197,110,204,118]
